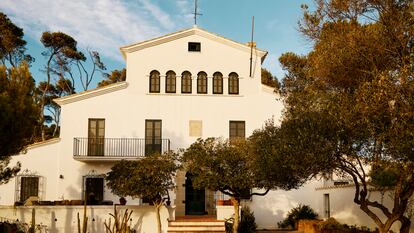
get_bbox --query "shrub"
[239,206,257,233]
[317,218,377,233]
[225,206,258,233]
[277,204,318,229]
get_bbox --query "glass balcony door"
[145,120,162,156]
[88,119,105,156]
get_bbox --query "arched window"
[228,72,239,94]
[149,70,160,93]
[212,72,223,94]
[181,71,192,94]
[197,71,207,94]
[165,70,176,93]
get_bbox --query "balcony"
[73,138,171,162]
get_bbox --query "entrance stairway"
[167,215,226,233]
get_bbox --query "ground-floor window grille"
[15,169,45,203]
[82,171,105,204]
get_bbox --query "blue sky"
[0,0,314,90]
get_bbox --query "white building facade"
[0,26,411,232]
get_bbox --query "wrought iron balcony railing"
[73,138,170,159]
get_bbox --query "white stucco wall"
[2,27,410,231]
[0,205,173,233]
[0,139,60,205]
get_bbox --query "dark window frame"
[20,176,39,202]
[229,121,245,139]
[197,71,208,94]
[145,120,162,156]
[88,118,105,156]
[188,42,201,52]
[165,70,176,93]
[228,72,239,95]
[212,72,223,94]
[82,175,105,204]
[149,70,160,93]
[181,71,192,94]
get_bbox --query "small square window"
[188,42,201,52]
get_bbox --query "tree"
[0,62,39,184]
[106,152,180,233]
[261,68,280,90]
[39,31,85,141]
[183,134,314,233]
[35,78,74,139]
[278,1,414,232]
[66,49,106,91]
[37,32,105,141]
[98,68,126,87]
[0,12,33,67]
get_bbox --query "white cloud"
[138,0,176,30]
[0,0,185,61]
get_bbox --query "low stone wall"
[0,205,175,233]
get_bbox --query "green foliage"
[223,206,257,233]
[184,135,314,233]
[369,162,400,189]
[106,152,180,205]
[278,1,414,232]
[277,204,318,229]
[41,31,85,61]
[261,68,280,90]
[183,138,257,200]
[0,63,39,184]
[0,12,33,67]
[99,68,126,87]
[317,218,376,233]
[238,206,257,233]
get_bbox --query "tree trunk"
[156,203,162,233]
[231,197,240,233]
[399,217,411,233]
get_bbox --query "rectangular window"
[188,42,201,52]
[145,120,162,156]
[85,177,104,204]
[229,121,245,139]
[88,119,105,156]
[324,193,330,218]
[20,176,39,202]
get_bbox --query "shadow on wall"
[249,192,299,229]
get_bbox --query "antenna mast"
[249,16,255,77]
[193,0,202,25]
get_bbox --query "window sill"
[146,93,244,97]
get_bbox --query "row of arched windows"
[149,70,239,95]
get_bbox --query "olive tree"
[106,152,180,233]
[183,132,315,233]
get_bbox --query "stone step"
[167,219,225,233]
[169,221,225,226]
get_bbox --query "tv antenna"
[249,16,255,77]
[193,0,202,25]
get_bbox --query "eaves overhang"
[119,26,268,63]
[53,82,128,106]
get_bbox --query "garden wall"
[0,205,174,233]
